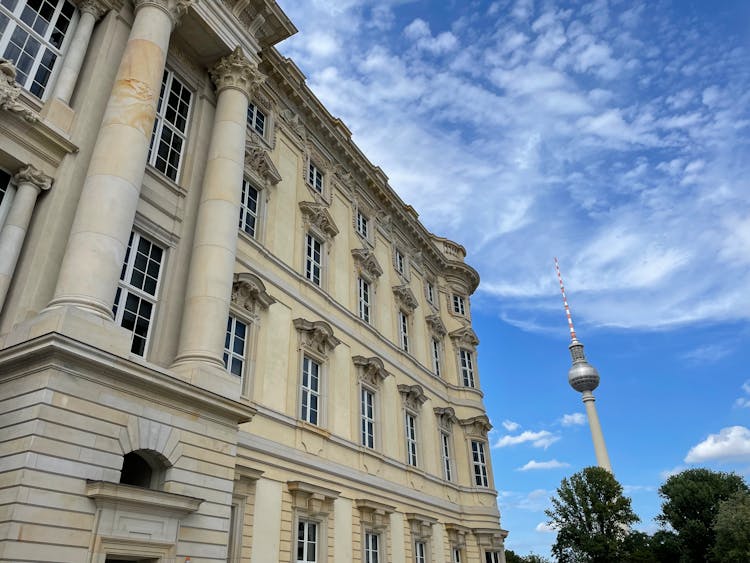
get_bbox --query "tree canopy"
[657,468,749,562]
[711,489,750,562]
[545,466,639,562]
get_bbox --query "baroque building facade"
[0,1,508,562]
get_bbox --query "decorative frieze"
[353,355,390,388]
[293,318,341,357]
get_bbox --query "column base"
[40,98,75,133]
[2,304,132,357]
[170,358,243,399]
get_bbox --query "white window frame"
[296,519,319,563]
[307,161,324,194]
[398,310,409,352]
[431,337,442,377]
[405,411,418,467]
[441,431,453,482]
[485,552,502,563]
[452,294,466,316]
[304,232,323,286]
[0,0,78,100]
[472,440,489,487]
[414,541,426,563]
[247,101,266,137]
[113,232,164,357]
[425,280,436,306]
[364,531,380,563]
[460,348,475,387]
[356,209,369,238]
[300,355,322,425]
[452,547,462,563]
[358,277,371,324]
[395,249,406,276]
[224,315,247,377]
[148,68,192,182]
[360,385,375,449]
[239,177,260,239]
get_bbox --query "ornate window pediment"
[398,384,427,411]
[434,406,459,431]
[299,201,339,239]
[245,136,281,188]
[392,284,418,313]
[232,272,276,318]
[474,528,508,550]
[356,499,395,532]
[425,314,447,338]
[287,481,339,518]
[445,524,471,549]
[406,513,437,540]
[459,415,492,438]
[449,326,479,348]
[352,248,383,280]
[293,318,341,357]
[353,355,390,387]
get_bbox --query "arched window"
[119,450,167,489]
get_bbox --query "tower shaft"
[581,390,612,471]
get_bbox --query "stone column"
[172,48,263,372]
[0,165,53,312]
[52,0,110,105]
[49,0,191,318]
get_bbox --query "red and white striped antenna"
[554,257,577,342]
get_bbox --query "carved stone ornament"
[406,513,437,540]
[459,415,492,438]
[134,0,194,26]
[398,384,427,411]
[334,163,355,191]
[356,499,395,532]
[445,524,471,549]
[392,284,418,313]
[13,164,53,191]
[351,248,383,280]
[232,272,275,318]
[209,47,265,97]
[245,135,281,187]
[449,325,480,348]
[280,108,306,139]
[0,59,39,123]
[425,314,447,338]
[299,201,339,239]
[433,406,458,431]
[288,481,339,518]
[293,318,341,357]
[474,528,508,549]
[353,356,390,387]
[78,0,114,19]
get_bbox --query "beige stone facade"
[0,1,507,562]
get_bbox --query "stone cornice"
[86,480,203,514]
[224,0,298,47]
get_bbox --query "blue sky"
[275,0,750,556]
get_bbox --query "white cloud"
[561,413,586,426]
[685,426,750,463]
[535,521,558,533]
[518,459,571,471]
[502,420,521,432]
[661,465,688,480]
[735,380,750,408]
[494,430,560,449]
[500,488,553,512]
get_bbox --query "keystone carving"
[210,47,265,97]
[293,318,341,357]
[0,59,39,123]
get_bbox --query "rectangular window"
[485,552,501,563]
[472,441,489,487]
[460,349,475,387]
[224,316,247,377]
[426,281,435,305]
[395,250,405,275]
[0,0,76,99]
[297,520,318,563]
[405,412,418,467]
[441,431,452,481]
[239,178,259,238]
[358,277,371,323]
[452,294,466,315]
[0,169,9,206]
[453,548,462,563]
[431,338,441,377]
[364,532,380,563]
[113,232,164,357]
[398,310,409,352]
[307,161,323,193]
[300,356,320,425]
[415,541,426,563]
[247,102,265,136]
[361,387,375,448]
[305,233,322,286]
[148,69,192,182]
[356,210,368,238]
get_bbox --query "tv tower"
[554,258,612,472]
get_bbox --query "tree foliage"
[504,549,551,563]
[657,468,749,562]
[711,489,750,562]
[545,466,639,562]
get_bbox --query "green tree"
[620,531,658,562]
[545,466,639,562]
[657,468,748,562]
[504,549,551,563]
[649,530,680,563]
[710,489,750,562]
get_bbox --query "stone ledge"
[86,480,203,515]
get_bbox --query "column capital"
[78,0,115,20]
[209,47,265,99]
[133,0,193,27]
[13,165,53,192]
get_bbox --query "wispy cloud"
[735,380,750,408]
[681,343,733,364]
[561,413,586,426]
[494,430,561,449]
[502,419,522,431]
[535,521,558,533]
[685,426,750,463]
[499,488,553,512]
[518,459,571,471]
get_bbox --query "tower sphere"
[568,360,600,392]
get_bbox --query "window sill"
[144,165,188,199]
[296,420,331,439]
